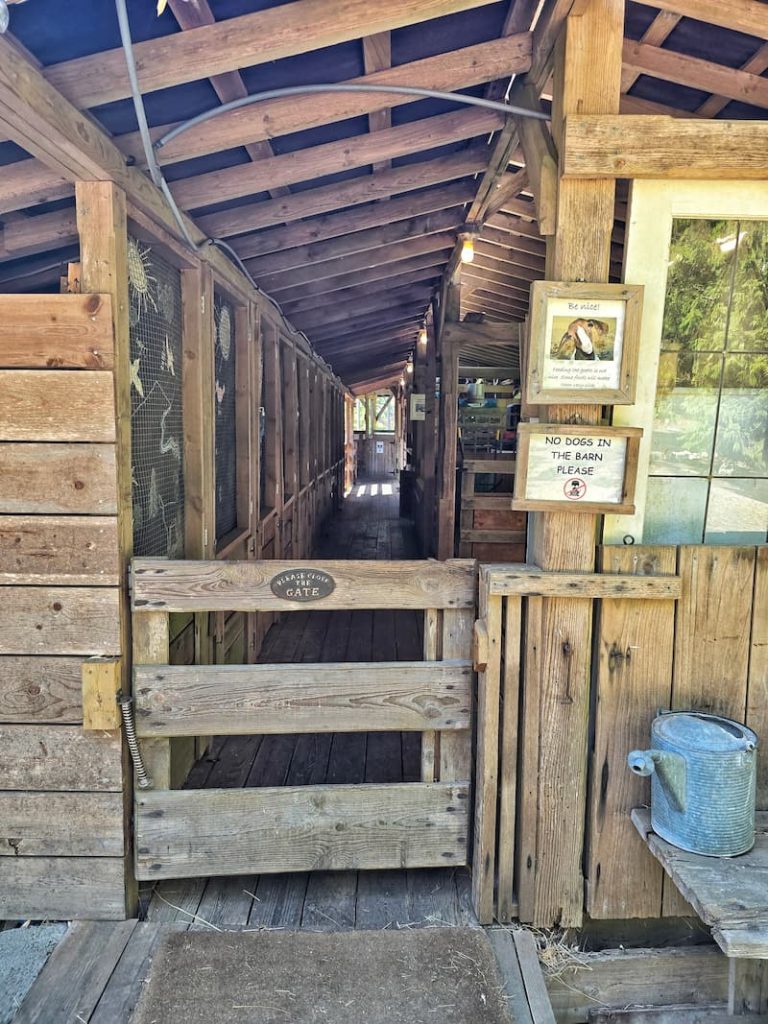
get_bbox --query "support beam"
[171,108,502,211]
[167,0,289,200]
[509,82,558,234]
[109,34,532,167]
[363,32,393,171]
[622,39,768,111]
[245,207,464,279]
[563,115,768,179]
[292,286,434,331]
[631,0,768,40]
[521,0,624,932]
[198,149,488,239]
[45,0,512,108]
[233,181,475,261]
[279,265,443,312]
[620,10,681,93]
[261,234,455,293]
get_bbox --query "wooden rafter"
[197,149,488,239]
[259,233,455,293]
[232,182,476,261]
[171,108,502,211]
[167,0,289,200]
[631,0,768,41]
[44,0,508,108]
[620,11,681,93]
[363,32,393,172]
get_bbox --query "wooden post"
[436,283,460,560]
[522,0,624,928]
[422,319,438,556]
[75,180,136,917]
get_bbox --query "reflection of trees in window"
[648,218,768,543]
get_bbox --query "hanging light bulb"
[460,235,475,264]
[418,326,428,346]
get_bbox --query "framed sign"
[526,281,643,405]
[410,393,426,421]
[512,423,643,514]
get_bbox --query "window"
[645,219,768,544]
[128,236,185,558]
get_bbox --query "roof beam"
[232,181,475,261]
[293,286,435,330]
[631,0,768,41]
[172,108,502,211]
[0,159,71,215]
[309,306,427,342]
[198,149,488,239]
[261,233,455,293]
[275,259,446,307]
[563,115,768,179]
[460,269,532,300]
[363,32,393,172]
[245,206,464,278]
[621,11,681,93]
[116,35,532,168]
[281,267,442,316]
[45,0,511,108]
[696,41,768,118]
[623,39,768,110]
[167,0,288,200]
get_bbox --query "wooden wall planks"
[0,656,83,723]
[0,442,118,514]
[748,547,768,809]
[0,370,116,441]
[0,293,114,370]
[0,515,120,585]
[0,725,123,791]
[0,284,127,922]
[0,586,121,655]
[586,547,676,920]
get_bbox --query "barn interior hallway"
[138,475,476,932]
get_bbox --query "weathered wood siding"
[0,293,130,920]
[483,546,768,927]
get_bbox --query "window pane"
[705,479,768,544]
[713,355,768,477]
[727,221,768,353]
[662,219,735,353]
[643,477,708,545]
[650,352,720,475]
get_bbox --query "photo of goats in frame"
[526,281,644,406]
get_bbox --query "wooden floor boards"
[141,477,475,936]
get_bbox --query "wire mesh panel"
[128,236,185,558]
[214,291,238,542]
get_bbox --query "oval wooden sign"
[270,568,336,602]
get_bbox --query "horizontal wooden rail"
[463,459,516,474]
[133,660,473,736]
[461,495,515,511]
[135,782,470,879]
[131,558,476,611]
[482,564,682,599]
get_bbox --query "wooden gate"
[130,558,477,887]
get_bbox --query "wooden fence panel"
[0,370,115,442]
[586,546,677,920]
[0,656,83,723]
[0,515,120,586]
[748,547,768,810]
[0,293,114,369]
[134,660,473,736]
[663,546,758,917]
[497,594,522,923]
[439,607,475,781]
[136,782,469,880]
[0,443,118,515]
[132,558,477,612]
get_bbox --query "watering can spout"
[627,749,686,812]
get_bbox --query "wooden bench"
[487,927,557,1024]
[632,808,768,1017]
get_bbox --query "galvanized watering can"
[628,711,757,857]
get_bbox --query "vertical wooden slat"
[472,575,502,923]
[526,0,624,929]
[518,595,541,924]
[132,611,171,790]
[282,340,299,502]
[748,547,768,810]
[75,180,133,917]
[440,607,474,781]
[458,470,476,557]
[497,594,522,923]
[663,544,757,916]
[234,303,254,534]
[586,546,676,920]
[421,607,441,782]
[437,290,459,560]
